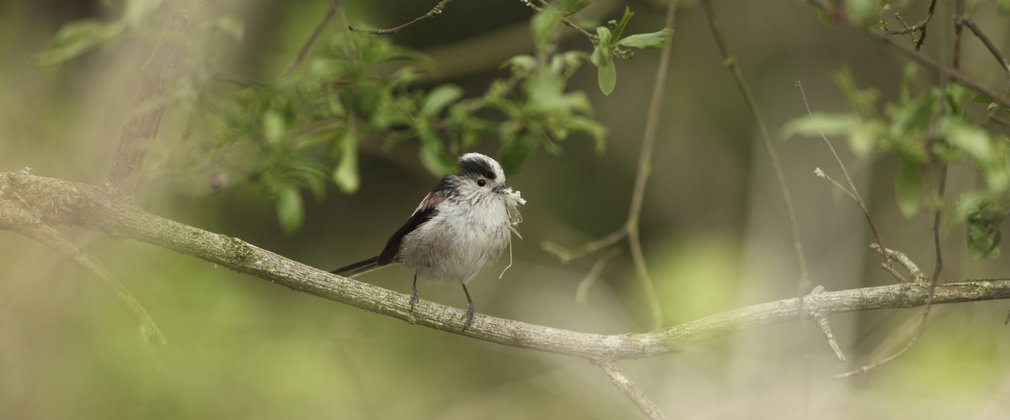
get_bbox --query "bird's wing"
[376,187,447,265]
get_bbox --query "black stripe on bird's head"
[457,153,505,181]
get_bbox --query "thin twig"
[870,33,1010,110]
[595,361,669,420]
[13,224,166,346]
[621,0,678,331]
[957,17,1010,77]
[348,0,453,35]
[542,229,626,264]
[814,168,858,202]
[797,82,895,274]
[521,0,595,40]
[850,2,960,375]
[284,0,341,75]
[805,286,847,361]
[836,126,945,379]
[575,248,621,304]
[700,0,811,293]
[874,245,924,282]
[839,7,962,375]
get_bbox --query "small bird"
[331,153,525,330]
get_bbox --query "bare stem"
[13,224,166,346]
[870,33,1010,110]
[956,17,1010,78]
[596,361,669,420]
[700,0,811,291]
[522,0,596,40]
[348,0,453,35]
[285,0,342,75]
[575,248,621,303]
[620,0,679,330]
[797,82,894,272]
[541,229,626,264]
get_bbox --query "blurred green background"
[3,0,1010,419]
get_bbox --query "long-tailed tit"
[331,153,526,330]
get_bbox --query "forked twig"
[797,82,896,277]
[542,0,678,330]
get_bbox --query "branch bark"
[4,171,1010,361]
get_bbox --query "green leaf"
[500,133,539,172]
[898,64,917,103]
[845,0,881,25]
[618,29,672,49]
[531,6,561,44]
[421,84,463,117]
[590,46,616,96]
[964,198,1004,260]
[332,132,359,193]
[595,26,613,48]
[568,116,608,154]
[780,113,861,140]
[262,110,286,145]
[941,116,993,163]
[36,20,125,66]
[895,161,923,217]
[503,55,538,73]
[847,122,881,159]
[887,90,936,141]
[276,184,304,234]
[833,68,879,118]
[418,132,455,176]
[527,70,567,110]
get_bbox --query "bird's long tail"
[330,256,382,277]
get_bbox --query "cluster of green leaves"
[783,66,1010,260]
[39,1,668,233]
[588,7,670,95]
[200,4,671,233]
[531,4,670,96]
[205,28,618,232]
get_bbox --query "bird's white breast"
[398,196,510,284]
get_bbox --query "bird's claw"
[461,306,474,331]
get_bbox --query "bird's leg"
[409,273,419,313]
[461,283,475,331]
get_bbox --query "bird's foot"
[461,305,474,331]
[409,290,419,313]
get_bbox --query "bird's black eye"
[477,179,487,187]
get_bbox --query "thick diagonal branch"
[4,172,1010,361]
